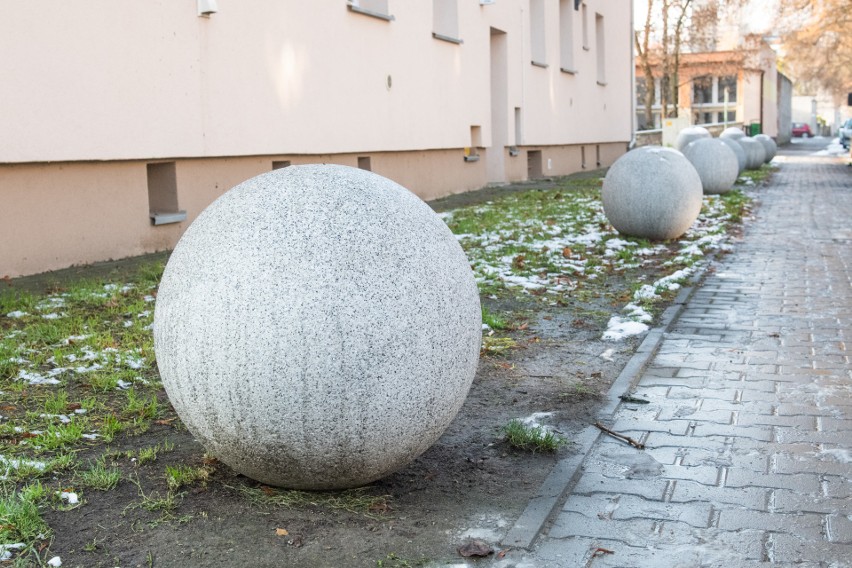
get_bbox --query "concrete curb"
[500,262,708,550]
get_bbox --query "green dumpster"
[749,122,762,136]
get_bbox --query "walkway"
[528,138,852,566]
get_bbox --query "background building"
[0,0,633,278]
[635,38,782,138]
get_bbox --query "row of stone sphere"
[602,126,776,241]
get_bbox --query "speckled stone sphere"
[675,126,712,151]
[720,127,747,141]
[754,134,777,162]
[682,138,739,195]
[153,164,482,490]
[602,146,703,240]
[718,136,747,174]
[738,137,767,170]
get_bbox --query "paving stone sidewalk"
[527,145,852,567]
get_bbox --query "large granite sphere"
[675,126,712,151]
[738,137,767,170]
[720,127,746,140]
[602,146,703,240]
[153,164,482,490]
[754,134,777,162]
[718,136,747,174]
[683,138,739,195]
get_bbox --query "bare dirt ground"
[4,170,758,568]
[38,299,638,568]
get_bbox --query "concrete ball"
[675,126,712,151]
[737,137,767,170]
[720,127,747,140]
[153,164,482,490]
[683,138,739,195]
[602,146,703,240]
[718,136,747,174]
[754,134,777,162]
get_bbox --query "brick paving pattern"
[529,148,852,566]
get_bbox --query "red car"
[792,122,812,137]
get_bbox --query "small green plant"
[100,414,123,443]
[124,388,160,419]
[165,465,210,491]
[78,458,121,490]
[125,474,180,514]
[31,422,84,452]
[42,391,69,415]
[503,419,567,452]
[481,306,510,330]
[0,482,51,558]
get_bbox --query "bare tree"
[780,0,852,100]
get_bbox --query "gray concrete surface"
[525,136,852,567]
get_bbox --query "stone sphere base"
[683,138,739,194]
[154,165,482,489]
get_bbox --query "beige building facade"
[1,1,632,278]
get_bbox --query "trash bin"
[749,122,762,136]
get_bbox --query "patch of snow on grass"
[602,317,649,341]
[6,311,28,318]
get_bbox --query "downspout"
[629,0,637,150]
[759,70,765,133]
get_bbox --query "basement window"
[272,160,292,170]
[147,162,186,225]
[347,0,394,21]
[358,156,372,171]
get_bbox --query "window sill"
[150,211,187,226]
[582,46,590,51]
[463,155,480,162]
[347,5,394,21]
[561,67,578,75]
[531,60,548,69]
[597,80,607,86]
[432,32,463,44]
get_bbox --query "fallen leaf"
[368,501,391,514]
[154,418,176,425]
[0,405,15,411]
[260,485,277,496]
[458,540,493,558]
[66,402,82,411]
[592,547,615,557]
[517,322,529,331]
[562,246,573,258]
[275,528,289,536]
[497,550,507,559]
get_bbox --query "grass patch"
[503,419,567,453]
[78,458,121,490]
[0,482,51,561]
[481,306,510,330]
[235,484,391,519]
[165,464,211,491]
[480,336,518,356]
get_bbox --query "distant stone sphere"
[738,137,767,170]
[602,146,703,240]
[718,136,747,174]
[153,164,482,489]
[675,126,712,151]
[720,127,747,140]
[683,138,739,195]
[754,134,777,162]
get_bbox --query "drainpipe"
[628,0,637,150]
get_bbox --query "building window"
[347,0,394,21]
[357,156,372,171]
[530,0,546,66]
[581,3,589,50]
[559,0,576,72]
[147,162,186,225]
[272,161,291,170]
[595,13,605,84]
[433,0,461,43]
[693,76,713,105]
[718,75,737,103]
